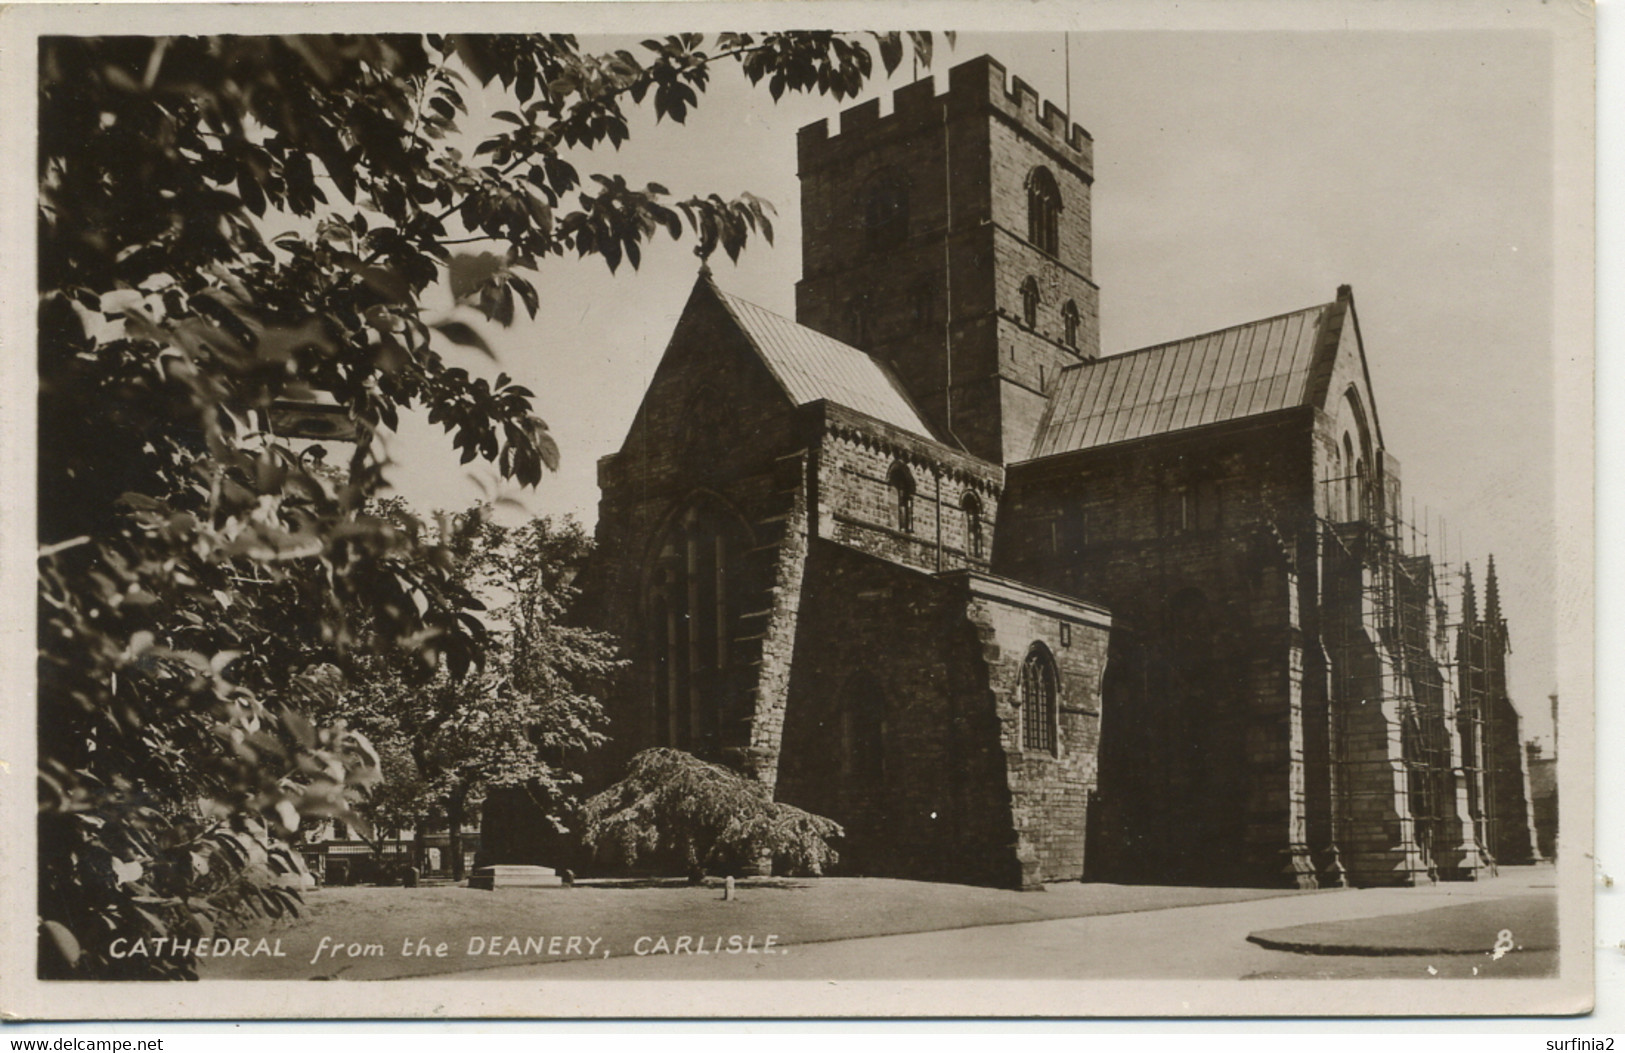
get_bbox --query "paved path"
[204,874,1324,981]
[452,867,1558,982]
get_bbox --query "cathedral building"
[579,55,1540,889]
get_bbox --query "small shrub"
[582,748,842,879]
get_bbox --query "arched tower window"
[647,498,751,754]
[863,172,909,252]
[846,297,869,348]
[962,491,985,559]
[1062,300,1080,349]
[889,462,916,534]
[1021,643,1059,754]
[1027,166,1062,256]
[1021,276,1040,329]
[839,671,886,780]
[911,278,936,328]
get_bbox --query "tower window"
[847,297,869,348]
[1062,300,1080,349]
[864,173,909,252]
[1021,276,1040,329]
[889,462,916,534]
[1027,166,1062,256]
[1021,644,1059,754]
[912,279,936,328]
[962,491,985,560]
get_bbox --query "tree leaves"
[447,252,507,303]
[36,28,939,978]
[327,507,617,846]
[431,320,493,357]
[41,921,82,970]
[677,192,777,264]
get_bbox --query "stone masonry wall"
[958,574,1110,886]
[797,55,1097,466]
[774,542,1016,885]
[810,403,1003,575]
[1307,303,1481,885]
[1486,695,1540,865]
[583,283,815,788]
[774,540,1107,888]
[999,413,1316,886]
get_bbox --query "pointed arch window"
[863,172,909,252]
[1328,442,1344,520]
[1341,388,1377,523]
[1021,276,1040,329]
[847,297,869,348]
[889,462,916,534]
[1027,166,1062,256]
[1021,644,1059,754]
[962,491,985,560]
[911,278,937,328]
[648,498,750,755]
[1062,300,1080,349]
[1341,435,1357,521]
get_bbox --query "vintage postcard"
[0,0,1599,1021]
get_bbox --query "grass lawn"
[1239,892,1560,980]
[199,876,1318,981]
[1246,893,1558,955]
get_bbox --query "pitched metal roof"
[710,283,936,440]
[1029,302,1333,459]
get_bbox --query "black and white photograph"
[1,0,1601,1022]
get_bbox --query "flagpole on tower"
[1064,31,1072,127]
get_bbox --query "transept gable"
[610,271,795,462]
[613,270,942,463]
[1304,285,1387,454]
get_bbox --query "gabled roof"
[707,277,936,441]
[1029,300,1337,459]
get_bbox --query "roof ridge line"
[710,282,788,325]
[708,284,804,411]
[704,274,941,444]
[1099,301,1334,362]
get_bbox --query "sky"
[378,26,1568,744]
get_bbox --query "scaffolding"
[1313,469,1502,882]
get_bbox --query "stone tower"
[796,55,1100,465]
[1457,556,1542,865]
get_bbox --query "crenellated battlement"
[798,55,1092,174]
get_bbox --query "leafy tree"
[37,30,941,978]
[583,748,843,880]
[327,508,618,880]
